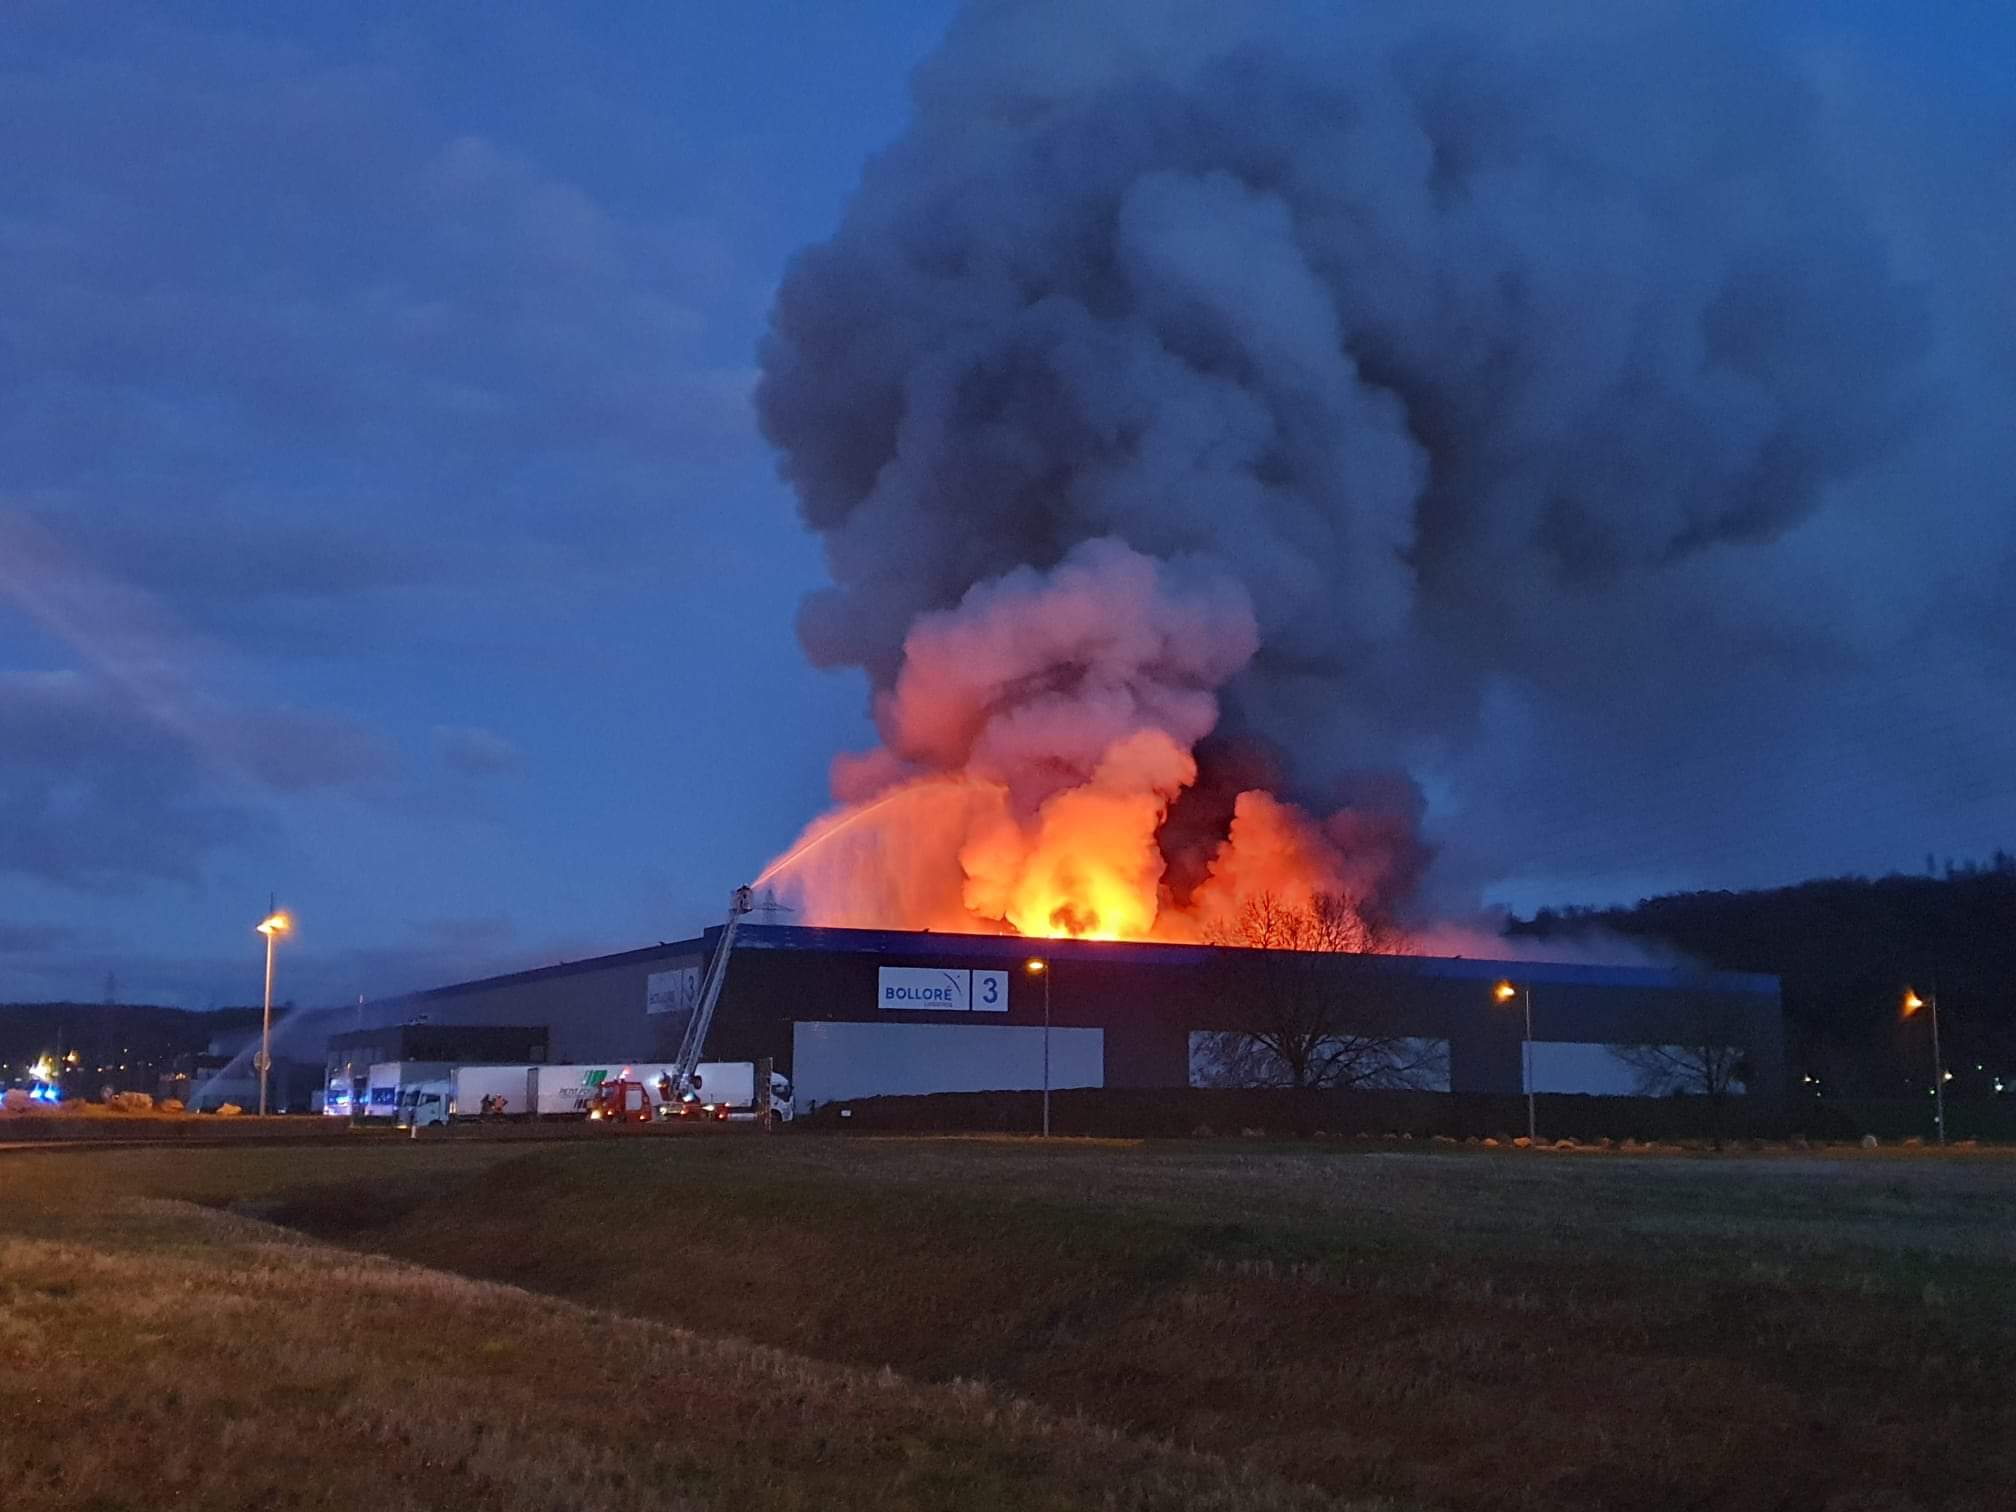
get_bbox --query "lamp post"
[1026,957,1050,1138]
[1494,980,1536,1145]
[256,907,291,1116]
[1903,987,1945,1145]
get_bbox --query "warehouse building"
[334,923,1785,1107]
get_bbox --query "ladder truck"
[666,884,758,1110]
[584,885,790,1128]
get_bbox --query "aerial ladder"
[667,884,756,1104]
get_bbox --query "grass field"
[3,1136,2012,1510]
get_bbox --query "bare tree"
[1608,1007,1752,1146]
[1193,892,1444,1090]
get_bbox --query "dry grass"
[0,1107,375,1143]
[0,1170,1368,1512]
[8,1137,2015,1511]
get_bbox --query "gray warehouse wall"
[705,928,1787,1104]
[336,927,1784,1105]
[351,946,705,1066]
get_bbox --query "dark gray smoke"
[757,0,2010,906]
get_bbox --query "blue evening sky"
[1,1,2009,1007]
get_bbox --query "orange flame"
[760,738,1397,945]
[759,541,1414,946]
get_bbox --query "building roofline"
[366,922,1778,1007]
[367,938,707,1008]
[326,1022,555,1050]
[715,923,1779,993]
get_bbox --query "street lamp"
[1903,987,1945,1145]
[1494,979,1537,1145]
[256,907,291,1116]
[1026,957,1050,1138]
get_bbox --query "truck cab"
[585,1078,658,1123]
[395,1079,454,1128]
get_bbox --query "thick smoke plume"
[754,0,1966,939]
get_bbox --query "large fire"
[757,541,1421,945]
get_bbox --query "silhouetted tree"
[1609,1004,1751,1147]
[1193,893,1444,1090]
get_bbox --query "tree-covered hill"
[1511,860,2016,1098]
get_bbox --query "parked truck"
[447,1063,540,1119]
[394,1061,794,1126]
[364,1061,454,1118]
[413,1062,634,1119]
[526,1063,667,1117]
[589,1060,793,1126]
[378,886,773,1129]
[394,1078,454,1129]
[690,1060,795,1125]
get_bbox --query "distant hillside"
[1511,861,2016,1098]
[0,1002,265,1092]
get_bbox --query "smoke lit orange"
[757,543,1413,945]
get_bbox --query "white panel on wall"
[1525,1042,1744,1095]
[1525,1043,1633,1094]
[793,1022,1103,1107]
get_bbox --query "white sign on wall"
[877,967,1011,1012]
[646,965,700,1017]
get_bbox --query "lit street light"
[1903,987,1945,1145]
[256,906,291,1116]
[1026,957,1050,1138]
[1494,979,1537,1145]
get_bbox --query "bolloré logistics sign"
[877,966,1009,1012]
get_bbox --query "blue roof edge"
[714,923,1780,995]
[373,923,1778,1006]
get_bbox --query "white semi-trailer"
[448,1063,539,1119]
[394,1064,617,1125]
[530,1063,664,1117]
[409,1062,793,1123]
[419,1063,637,1119]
